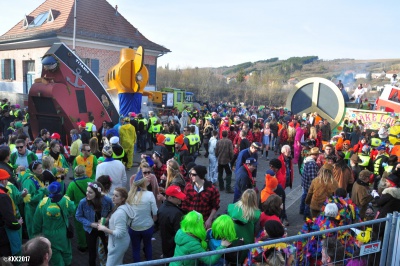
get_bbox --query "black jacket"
[157,200,185,258]
[0,186,21,256]
[373,187,400,236]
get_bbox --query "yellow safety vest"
[13,109,20,118]
[113,149,125,160]
[152,124,162,134]
[1,103,8,110]
[188,134,199,154]
[358,154,371,167]
[164,134,176,146]
[148,117,157,133]
[75,155,95,178]
[370,138,381,147]
[384,165,394,173]
[374,154,389,175]
[86,122,94,132]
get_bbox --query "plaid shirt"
[153,164,167,184]
[301,157,319,191]
[181,180,220,221]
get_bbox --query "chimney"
[115,5,118,16]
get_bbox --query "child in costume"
[33,181,75,266]
[206,214,241,266]
[171,211,231,266]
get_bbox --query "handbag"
[56,202,74,238]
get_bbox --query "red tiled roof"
[1,0,169,53]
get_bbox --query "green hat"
[14,122,23,129]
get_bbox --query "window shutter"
[1,59,4,79]
[91,59,99,78]
[10,59,15,80]
[148,64,156,85]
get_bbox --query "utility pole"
[73,0,77,53]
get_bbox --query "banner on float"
[338,108,398,131]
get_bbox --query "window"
[82,58,99,78]
[145,64,156,85]
[28,12,49,27]
[1,59,15,80]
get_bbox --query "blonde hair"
[309,126,317,140]
[127,177,147,205]
[319,168,334,184]
[42,156,54,170]
[235,189,259,221]
[166,159,180,188]
[74,165,86,177]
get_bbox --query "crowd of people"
[0,99,400,266]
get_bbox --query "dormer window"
[28,12,49,27]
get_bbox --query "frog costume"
[21,170,48,239]
[33,182,75,266]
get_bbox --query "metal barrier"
[123,212,400,266]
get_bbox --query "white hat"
[110,136,119,144]
[324,203,339,218]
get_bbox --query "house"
[0,0,170,103]
[372,71,386,79]
[354,72,369,79]
[385,70,400,79]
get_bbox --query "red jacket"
[276,154,294,189]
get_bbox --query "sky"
[1,0,399,69]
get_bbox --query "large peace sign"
[286,77,345,130]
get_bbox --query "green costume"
[21,171,48,239]
[43,151,69,195]
[227,203,261,263]
[9,150,38,170]
[5,182,24,255]
[33,195,75,266]
[66,176,92,249]
[171,229,226,266]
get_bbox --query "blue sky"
[1,0,399,69]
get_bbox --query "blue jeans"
[128,226,154,262]
[300,187,310,218]
[138,134,147,151]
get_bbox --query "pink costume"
[293,127,304,164]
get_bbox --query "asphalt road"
[66,147,305,265]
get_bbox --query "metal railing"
[123,212,400,266]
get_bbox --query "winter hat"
[0,169,10,180]
[264,220,285,238]
[102,143,113,157]
[48,182,61,196]
[359,170,372,183]
[174,134,184,145]
[191,118,197,124]
[133,170,146,186]
[14,122,23,129]
[145,156,154,167]
[110,136,119,144]
[266,173,278,190]
[386,172,400,187]
[192,165,207,180]
[156,134,166,144]
[266,169,275,176]
[324,203,339,218]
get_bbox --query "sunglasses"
[143,171,151,175]
[16,146,24,149]
[84,149,91,152]
[189,172,198,176]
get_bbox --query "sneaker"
[282,219,290,226]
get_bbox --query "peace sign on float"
[286,77,345,130]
